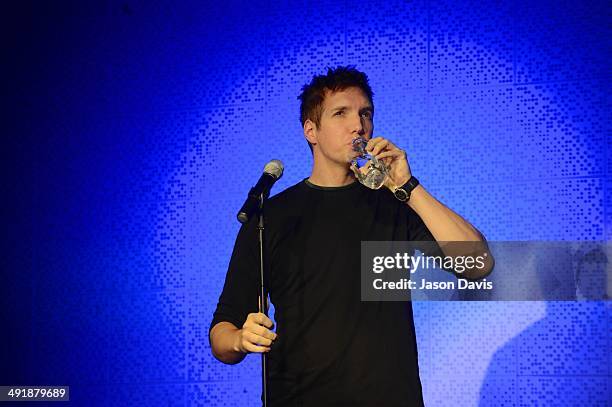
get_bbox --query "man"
[210,66,492,406]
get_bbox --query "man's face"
[307,86,374,165]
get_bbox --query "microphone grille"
[264,159,284,179]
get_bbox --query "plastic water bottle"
[350,137,389,190]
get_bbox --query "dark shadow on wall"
[479,248,611,406]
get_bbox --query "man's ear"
[303,119,317,146]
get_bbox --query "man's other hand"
[235,312,277,354]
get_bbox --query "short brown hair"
[298,66,374,151]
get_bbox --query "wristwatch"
[393,176,419,202]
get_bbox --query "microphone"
[237,159,284,223]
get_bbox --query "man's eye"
[361,112,372,119]
[334,111,345,116]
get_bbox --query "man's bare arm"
[407,185,494,279]
[367,136,494,279]
[210,322,247,365]
[408,185,483,242]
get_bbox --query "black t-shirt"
[210,179,436,406]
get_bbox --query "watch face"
[395,188,408,201]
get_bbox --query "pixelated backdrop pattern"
[4,0,611,406]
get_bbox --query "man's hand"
[235,312,277,354]
[366,137,412,189]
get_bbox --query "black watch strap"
[394,176,420,202]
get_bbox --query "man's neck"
[308,159,356,187]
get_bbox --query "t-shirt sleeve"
[406,206,446,258]
[209,217,260,342]
[407,206,435,242]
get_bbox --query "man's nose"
[352,115,366,136]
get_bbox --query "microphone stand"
[256,192,270,407]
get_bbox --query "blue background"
[3,0,610,405]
